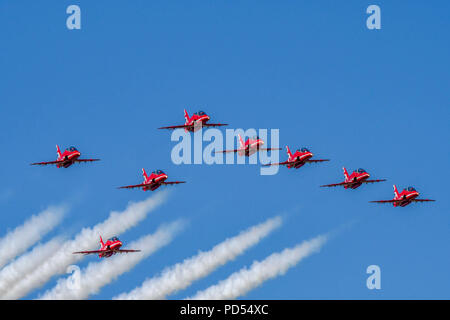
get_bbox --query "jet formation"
[31,108,436,258]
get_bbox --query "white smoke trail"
[0,205,66,269]
[2,192,168,300]
[114,216,283,300]
[187,234,327,300]
[39,220,185,300]
[0,237,64,296]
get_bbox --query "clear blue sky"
[0,0,449,299]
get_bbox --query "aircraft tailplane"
[286,146,293,158]
[238,134,245,149]
[393,185,399,197]
[142,168,148,180]
[343,167,349,180]
[56,145,62,158]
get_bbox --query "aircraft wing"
[369,199,399,204]
[370,198,435,204]
[160,181,186,185]
[216,147,281,154]
[117,183,150,189]
[305,159,330,163]
[262,160,291,167]
[202,123,228,128]
[31,159,100,166]
[30,160,64,166]
[258,148,282,152]
[74,158,101,163]
[214,149,240,154]
[320,181,348,188]
[362,179,387,184]
[321,178,386,187]
[72,250,105,255]
[116,249,141,253]
[158,124,191,130]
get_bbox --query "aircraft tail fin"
[56,145,62,158]
[393,185,399,197]
[286,146,293,158]
[100,236,105,247]
[238,134,245,149]
[184,109,190,123]
[343,167,349,180]
[142,168,148,180]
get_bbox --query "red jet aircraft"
[118,169,186,191]
[320,167,386,189]
[158,109,228,132]
[263,146,329,168]
[216,134,281,157]
[31,145,100,168]
[73,236,140,258]
[370,185,435,207]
